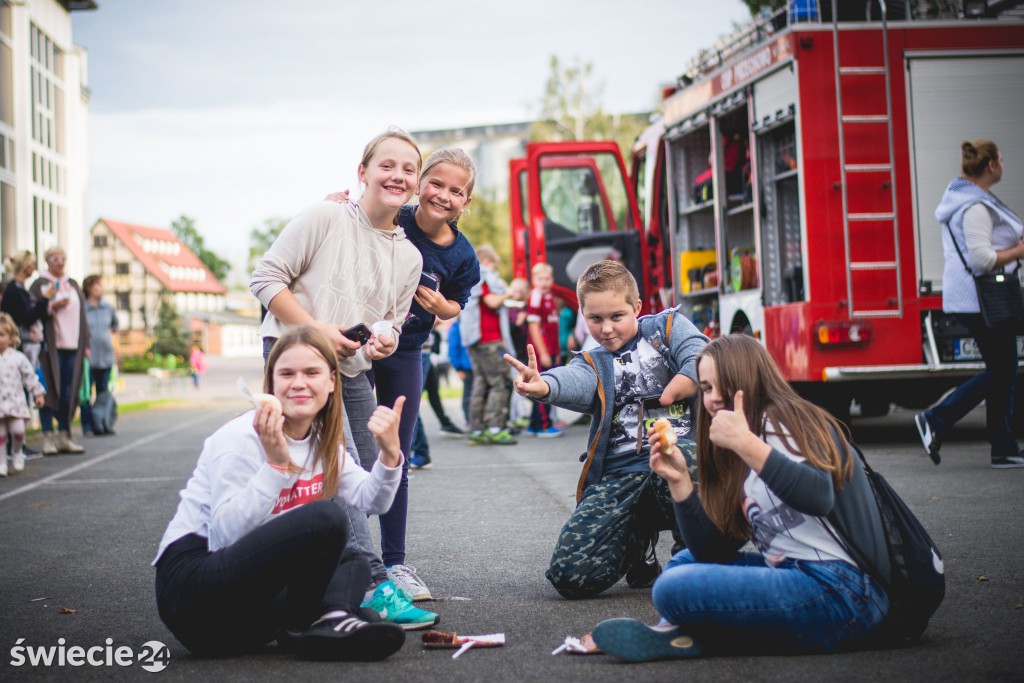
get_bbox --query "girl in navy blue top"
[328,148,480,600]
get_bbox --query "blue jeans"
[40,349,78,433]
[925,314,1019,458]
[652,550,888,654]
[368,347,423,567]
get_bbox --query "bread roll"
[254,393,282,414]
[652,418,677,454]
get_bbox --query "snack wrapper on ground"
[422,631,505,658]
[551,632,601,655]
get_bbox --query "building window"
[93,234,108,248]
[115,292,130,311]
[115,262,130,275]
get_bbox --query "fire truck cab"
[511,2,1024,419]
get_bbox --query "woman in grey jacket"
[592,334,890,661]
[915,140,1024,469]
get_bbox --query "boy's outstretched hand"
[369,395,406,469]
[503,344,551,399]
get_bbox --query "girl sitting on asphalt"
[153,326,408,661]
[592,334,890,661]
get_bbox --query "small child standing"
[0,313,46,476]
[525,263,563,437]
[505,260,708,599]
[461,245,516,446]
[189,343,207,389]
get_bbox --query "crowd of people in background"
[2,134,1009,663]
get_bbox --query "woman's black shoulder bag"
[946,220,1024,333]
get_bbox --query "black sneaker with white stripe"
[298,610,405,661]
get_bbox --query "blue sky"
[72,0,752,283]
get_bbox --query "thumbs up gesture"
[503,344,550,399]
[708,390,755,453]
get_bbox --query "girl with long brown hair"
[592,334,891,661]
[153,326,408,661]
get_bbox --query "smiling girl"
[327,148,480,601]
[153,326,408,661]
[591,334,890,661]
[251,128,427,624]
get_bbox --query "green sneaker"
[361,580,438,631]
[487,429,518,445]
[467,430,491,445]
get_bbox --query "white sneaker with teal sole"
[361,580,438,631]
[387,564,432,601]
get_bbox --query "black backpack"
[829,443,945,644]
[91,390,118,435]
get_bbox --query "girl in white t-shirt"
[153,326,408,661]
[592,334,891,661]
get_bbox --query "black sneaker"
[626,534,662,589]
[991,455,1024,469]
[439,423,465,437]
[298,610,405,661]
[914,413,941,465]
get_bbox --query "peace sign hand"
[503,344,550,399]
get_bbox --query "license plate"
[953,337,1024,360]
[954,338,980,360]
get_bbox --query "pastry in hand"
[652,418,677,455]
[254,393,282,414]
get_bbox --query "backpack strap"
[576,351,604,504]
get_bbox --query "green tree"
[248,216,290,272]
[741,0,782,14]
[171,215,232,283]
[456,190,512,282]
[530,55,651,161]
[149,293,190,358]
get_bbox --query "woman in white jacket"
[153,326,408,661]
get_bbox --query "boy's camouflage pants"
[546,444,698,600]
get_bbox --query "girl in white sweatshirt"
[153,326,408,661]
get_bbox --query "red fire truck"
[510,2,1024,419]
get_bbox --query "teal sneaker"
[487,429,518,445]
[361,581,438,631]
[591,618,701,662]
[467,430,490,445]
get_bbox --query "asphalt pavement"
[0,356,1022,681]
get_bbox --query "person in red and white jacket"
[153,326,407,662]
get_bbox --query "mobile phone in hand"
[342,323,372,346]
[419,272,440,291]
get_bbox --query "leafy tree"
[456,190,512,282]
[248,216,290,273]
[741,0,782,14]
[171,215,232,283]
[530,55,651,162]
[149,292,190,358]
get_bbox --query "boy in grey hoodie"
[505,260,708,599]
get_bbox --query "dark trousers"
[155,501,367,656]
[927,314,1019,458]
[369,347,423,566]
[40,349,77,433]
[422,353,453,427]
[80,367,111,434]
[546,471,682,599]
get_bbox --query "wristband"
[267,462,289,472]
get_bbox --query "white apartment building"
[0,0,95,277]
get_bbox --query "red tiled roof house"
[89,218,227,355]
